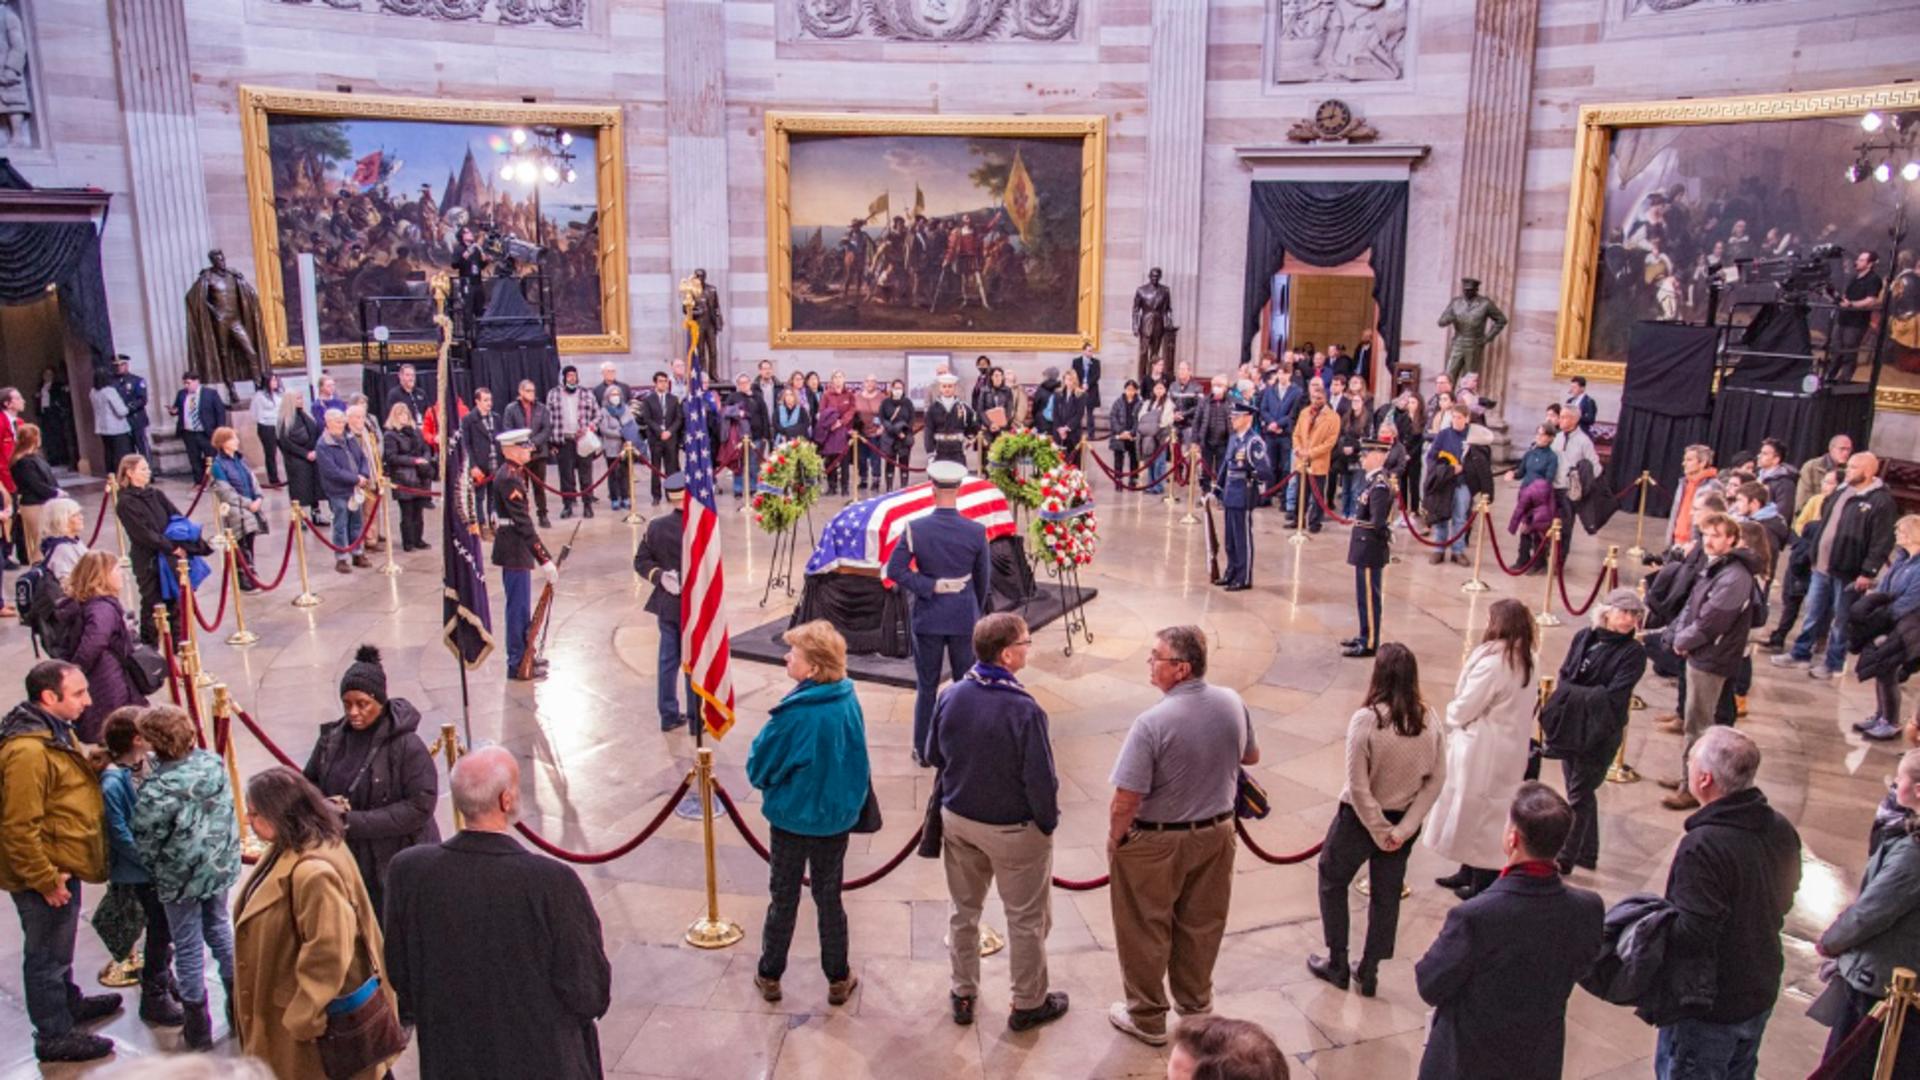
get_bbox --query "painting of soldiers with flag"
[766,113,1106,351]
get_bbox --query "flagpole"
[435,274,474,748]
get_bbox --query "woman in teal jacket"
[746,619,871,1008]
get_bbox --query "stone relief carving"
[1270,0,1408,85]
[794,0,1079,43]
[0,0,39,149]
[276,0,585,29]
[1630,0,1784,10]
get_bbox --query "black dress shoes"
[1342,645,1376,659]
[1306,954,1350,990]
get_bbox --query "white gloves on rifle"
[537,561,560,587]
[660,570,681,595]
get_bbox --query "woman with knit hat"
[301,645,441,921]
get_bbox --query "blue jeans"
[1147,449,1168,494]
[656,613,697,729]
[327,495,364,558]
[11,883,82,1038]
[1656,1007,1771,1080]
[164,892,234,1004]
[1445,484,1472,555]
[1791,571,1854,671]
[503,567,531,671]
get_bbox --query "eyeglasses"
[1147,653,1186,667]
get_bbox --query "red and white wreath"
[1032,463,1099,569]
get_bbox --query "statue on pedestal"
[680,268,724,378]
[1132,267,1175,379]
[185,249,267,393]
[1436,276,1508,383]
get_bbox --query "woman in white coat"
[1424,597,1538,900]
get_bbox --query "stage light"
[1875,162,1893,183]
[560,131,573,146]
[542,164,560,183]
[515,160,537,183]
[1905,162,1920,183]
[1863,111,1884,133]
[499,164,514,181]
[1847,162,1866,184]
[563,168,577,184]
[510,128,528,146]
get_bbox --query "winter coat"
[100,759,153,885]
[1539,627,1646,760]
[301,698,442,920]
[11,452,59,506]
[1107,395,1143,454]
[382,425,433,503]
[1818,479,1899,582]
[1294,404,1340,476]
[1665,787,1803,1023]
[132,750,241,903]
[544,385,602,449]
[1822,831,1920,999]
[280,408,323,507]
[1645,545,1707,631]
[1798,452,1841,511]
[746,678,871,838]
[315,430,371,502]
[232,839,399,1080]
[1423,642,1536,870]
[1509,479,1556,536]
[1855,606,1920,684]
[0,702,108,893]
[1667,546,1763,677]
[1581,893,1718,1025]
[61,595,145,744]
[1514,445,1558,489]
[1759,461,1799,519]
[596,400,634,462]
[812,400,852,457]
[211,450,267,540]
[116,483,181,570]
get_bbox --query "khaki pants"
[1682,663,1728,779]
[943,810,1054,1010]
[1109,819,1235,1035]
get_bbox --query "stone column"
[1140,0,1209,375]
[1448,0,1541,413]
[109,0,214,400]
[665,0,732,374]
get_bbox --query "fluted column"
[1141,0,1209,374]
[665,0,732,373]
[1448,0,1541,410]
[109,0,213,398]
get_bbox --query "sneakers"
[34,1031,114,1063]
[1808,665,1836,681]
[1770,654,1811,669]
[1107,1002,1168,1047]
[1854,714,1883,734]
[1008,991,1069,1032]
[1735,695,1749,718]
[951,993,974,1026]
[1863,716,1905,742]
[69,992,124,1024]
[827,974,859,1007]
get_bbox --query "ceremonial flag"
[867,191,890,222]
[438,310,493,668]
[680,366,737,739]
[808,478,1015,576]
[1005,149,1038,243]
[350,150,385,190]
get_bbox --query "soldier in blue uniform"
[112,353,153,459]
[1219,401,1274,592]
[1344,439,1393,659]
[884,459,993,766]
[633,472,695,731]
[491,429,558,681]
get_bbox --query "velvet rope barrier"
[1051,871,1111,891]
[163,635,185,710]
[87,490,111,547]
[236,524,299,592]
[1558,555,1612,617]
[1304,472,1357,526]
[180,655,208,750]
[192,553,232,633]
[1806,1005,1887,1080]
[232,708,303,770]
[858,439,925,475]
[1393,491,1474,549]
[182,475,211,517]
[390,483,439,498]
[301,496,383,554]
[531,467,617,500]
[512,775,697,865]
[1234,820,1325,865]
[709,777,925,891]
[1087,443,1173,491]
[1485,527,1549,576]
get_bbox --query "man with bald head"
[1772,449,1896,682]
[384,747,612,1079]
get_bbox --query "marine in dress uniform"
[491,429,557,681]
[884,460,993,765]
[1345,440,1393,659]
[924,373,976,466]
[1219,402,1274,591]
[633,472,696,732]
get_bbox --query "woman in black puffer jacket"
[1546,592,1649,875]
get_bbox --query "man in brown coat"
[1291,380,1342,534]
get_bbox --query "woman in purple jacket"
[58,550,147,743]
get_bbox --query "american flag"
[680,368,736,739]
[808,477,1016,576]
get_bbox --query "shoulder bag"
[121,642,167,696]
[286,856,409,1079]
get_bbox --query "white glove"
[660,570,681,595]
[537,561,559,587]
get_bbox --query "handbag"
[286,856,408,1079]
[121,642,167,696]
[851,782,883,834]
[1235,769,1271,820]
[91,882,145,961]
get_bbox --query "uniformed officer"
[1219,401,1274,592]
[1344,438,1393,659]
[884,459,993,765]
[633,472,697,732]
[112,353,153,459]
[924,372,976,465]
[491,429,558,681]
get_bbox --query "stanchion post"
[685,747,744,949]
[176,555,214,686]
[223,530,258,646]
[1461,494,1492,593]
[1625,471,1653,561]
[625,447,645,524]
[1874,967,1916,1080]
[1179,445,1200,525]
[109,478,131,569]
[1606,720,1641,784]
[377,480,401,576]
[432,722,466,831]
[213,685,267,859]
[1535,520,1564,627]
[735,438,753,514]
[1386,475,1402,565]
[1162,437,1178,505]
[289,504,322,608]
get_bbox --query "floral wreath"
[1031,463,1098,570]
[986,429,1064,510]
[751,439,824,534]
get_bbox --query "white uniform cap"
[927,460,968,488]
[496,428,533,447]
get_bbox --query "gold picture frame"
[1552,81,1920,411]
[237,85,628,366]
[764,111,1106,351]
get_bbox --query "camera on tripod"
[1740,243,1844,304]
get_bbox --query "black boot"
[1306,953,1350,990]
[1453,867,1498,901]
[223,977,235,1032]
[181,996,214,1050]
[1434,865,1473,890]
[139,972,184,1026]
[1352,959,1379,998]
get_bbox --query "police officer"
[884,459,992,765]
[1344,438,1393,659]
[1219,401,1273,592]
[633,472,697,732]
[112,353,153,459]
[924,372,976,465]
[491,429,558,681]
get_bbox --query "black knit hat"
[340,645,388,704]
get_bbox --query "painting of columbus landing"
[766,113,1106,351]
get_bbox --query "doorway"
[1263,254,1384,391]
[0,291,80,468]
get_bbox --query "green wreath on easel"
[986,429,1064,510]
[750,439,824,534]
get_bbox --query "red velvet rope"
[301,496,383,553]
[709,777,925,891]
[1087,443,1173,491]
[391,483,439,498]
[1304,472,1357,526]
[1393,491,1474,549]
[513,774,696,865]
[236,525,298,592]
[854,438,925,475]
[1558,555,1612,617]
[87,489,111,547]
[1485,527,1549,576]
[531,468,616,499]
[182,476,211,517]
[162,630,185,710]
[191,553,231,633]
[1807,1003,1887,1080]
[232,708,302,770]
[179,655,207,750]
[1234,820,1326,865]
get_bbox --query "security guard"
[923,372,976,465]
[492,429,558,681]
[633,472,696,731]
[1219,401,1273,591]
[112,353,153,459]
[1344,438,1393,659]
[884,459,992,765]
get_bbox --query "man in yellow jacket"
[0,660,119,1063]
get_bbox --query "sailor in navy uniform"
[923,372,976,466]
[884,459,993,765]
[1344,438,1393,659]
[491,428,557,681]
[1219,401,1273,591]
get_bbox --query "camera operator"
[452,226,492,317]
[1827,250,1884,383]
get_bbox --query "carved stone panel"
[792,0,1080,43]
[0,0,43,151]
[271,0,586,30]
[1605,0,1920,38]
[1269,0,1409,86]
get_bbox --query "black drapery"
[1708,385,1872,471]
[1614,322,1718,520]
[0,223,115,377]
[1240,181,1410,369]
[791,536,1035,658]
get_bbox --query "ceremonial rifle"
[517,518,584,681]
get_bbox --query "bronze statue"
[1436,276,1508,383]
[1132,267,1175,379]
[684,267,724,378]
[184,249,267,392]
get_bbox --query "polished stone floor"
[0,472,1889,1079]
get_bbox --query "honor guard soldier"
[1344,438,1393,659]
[1219,401,1274,591]
[924,372,976,465]
[885,460,993,765]
[492,429,558,681]
[633,472,696,732]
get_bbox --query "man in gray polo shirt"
[1105,625,1260,1046]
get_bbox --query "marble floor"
[0,472,1891,1079]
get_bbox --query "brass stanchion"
[735,438,753,515]
[1625,471,1653,561]
[1162,437,1179,506]
[289,504,322,608]
[685,747,744,949]
[109,478,131,569]
[222,530,258,646]
[1873,967,1916,1080]
[625,446,646,524]
[1179,445,1200,525]
[1606,722,1641,784]
[428,722,467,830]
[97,954,142,988]
[1289,467,1310,546]
[1534,520,1564,627]
[213,685,267,860]
[1387,475,1402,565]
[176,555,214,686]
[1461,494,1492,593]
[377,480,401,576]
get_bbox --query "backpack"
[15,559,74,659]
